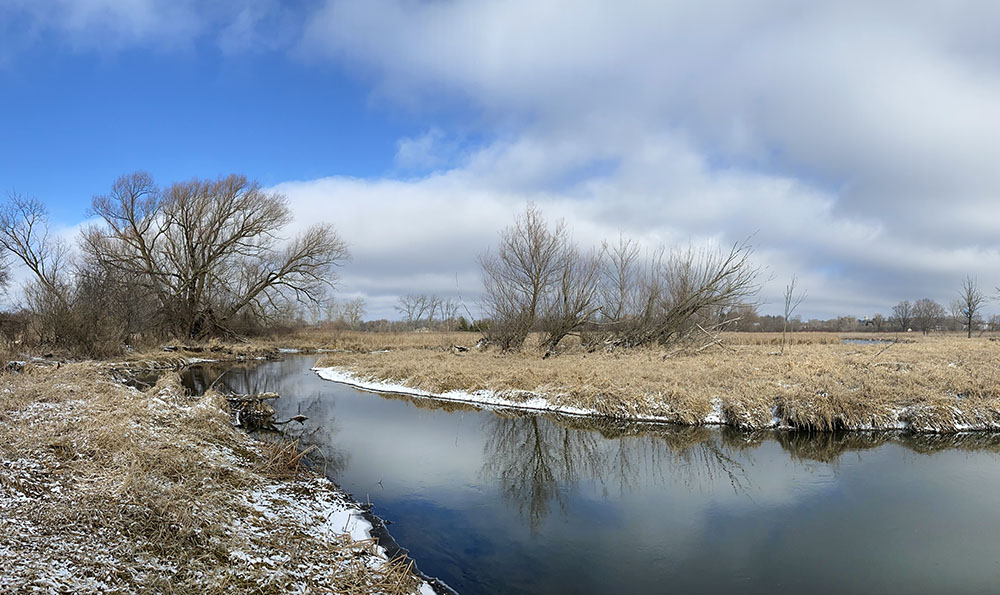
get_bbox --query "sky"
[2,1,1000,320]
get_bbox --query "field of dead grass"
[315,332,1000,433]
[0,362,427,594]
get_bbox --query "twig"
[870,336,899,362]
[695,323,735,352]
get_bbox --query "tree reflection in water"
[182,360,349,478]
[481,407,1000,528]
[179,358,1000,531]
[481,412,751,528]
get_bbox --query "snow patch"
[703,398,725,424]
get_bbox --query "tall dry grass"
[0,363,424,594]
[315,332,1000,433]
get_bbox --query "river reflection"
[480,414,755,528]
[182,356,1000,594]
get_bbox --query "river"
[183,355,1000,594]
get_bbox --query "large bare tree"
[0,192,150,354]
[395,293,441,327]
[599,234,640,323]
[479,204,566,351]
[82,171,349,339]
[0,192,66,299]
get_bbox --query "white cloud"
[8,1,1000,319]
[276,126,1000,320]
[288,0,1000,319]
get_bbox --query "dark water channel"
[184,356,1000,594]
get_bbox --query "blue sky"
[1,36,418,224]
[3,1,1000,320]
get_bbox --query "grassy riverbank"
[0,362,428,593]
[315,332,1000,433]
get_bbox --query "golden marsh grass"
[315,331,1000,433]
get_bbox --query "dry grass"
[316,331,1000,433]
[719,331,844,345]
[0,363,425,594]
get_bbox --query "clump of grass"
[257,438,319,480]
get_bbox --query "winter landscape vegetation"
[4,2,1000,594]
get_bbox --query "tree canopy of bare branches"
[480,205,761,354]
[891,300,913,332]
[82,171,349,339]
[0,193,142,355]
[479,204,567,350]
[956,275,986,338]
[0,192,66,298]
[605,241,761,349]
[912,298,945,335]
[540,243,603,356]
[395,293,461,330]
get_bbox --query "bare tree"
[0,193,150,355]
[599,234,640,323]
[0,194,75,348]
[539,244,603,356]
[396,294,425,325]
[326,297,366,329]
[82,171,349,339]
[0,192,66,298]
[912,298,945,335]
[781,275,806,355]
[871,313,886,332]
[479,204,566,351]
[955,275,986,338]
[440,298,460,324]
[891,300,913,332]
[395,293,443,328]
[611,241,761,349]
[341,297,366,329]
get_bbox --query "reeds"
[315,332,1000,433]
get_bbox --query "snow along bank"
[314,366,729,426]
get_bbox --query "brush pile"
[227,392,279,431]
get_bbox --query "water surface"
[186,356,1000,594]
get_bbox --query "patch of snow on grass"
[704,398,725,424]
